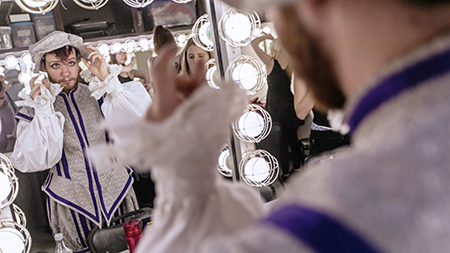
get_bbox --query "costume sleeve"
[10,84,65,173]
[80,65,151,119]
[88,83,264,253]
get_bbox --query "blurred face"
[44,49,79,93]
[272,6,346,109]
[115,51,127,65]
[187,45,210,75]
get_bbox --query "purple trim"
[61,150,70,179]
[55,163,62,177]
[260,204,382,253]
[99,167,133,221]
[78,213,89,248]
[59,96,100,220]
[74,248,90,253]
[45,173,100,223]
[70,92,90,146]
[16,112,33,122]
[348,48,450,134]
[70,209,88,248]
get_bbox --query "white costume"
[11,31,151,253]
[94,32,450,253]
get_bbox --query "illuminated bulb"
[0,228,25,253]
[218,149,232,174]
[232,63,258,91]
[238,111,264,138]
[18,73,32,85]
[97,43,109,56]
[0,172,11,203]
[112,42,122,53]
[244,157,270,183]
[139,38,149,50]
[126,40,135,52]
[262,26,271,35]
[224,13,252,42]
[199,22,213,48]
[206,66,219,89]
[22,0,48,8]
[176,33,187,43]
[21,53,33,65]
[0,67,5,76]
[5,56,18,69]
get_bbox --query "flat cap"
[29,31,90,73]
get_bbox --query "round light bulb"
[177,33,187,43]
[112,42,122,53]
[262,26,271,35]
[238,111,264,138]
[126,40,135,52]
[97,43,109,56]
[0,228,25,253]
[18,73,32,85]
[0,172,11,203]
[199,22,214,48]
[232,63,258,90]
[22,0,48,8]
[224,13,252,42]
[218,149,232,174]
[244,157,270,183]
[21,53,33,65]
[139,38,149,50]
[206,66,219,89]
[5,56,18,69]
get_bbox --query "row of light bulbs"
[15,0,194,14]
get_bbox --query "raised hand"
[29,74,49,100]
[144,44,206,122]
[81,45,109,81]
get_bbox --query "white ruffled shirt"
[11,65,151,173]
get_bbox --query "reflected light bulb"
[0,172,11,202]
[199,22,213,47]
[218,149,232,174]
[97,43,109,56]
[224,13,251,42]
[5,56,18,69]
[112,42,122,53]
[21,53,33,65]
[244,157,270,183]
[262,26,271,35]
[139,38,149,50]
[206,66,219,89]
[232,63,258,90]
[126,40,135,52]
[0,228,25,253]
[238,111,264,138]
[18,73,32,85]
[22,0,48,8]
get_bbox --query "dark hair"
[109,52,125,65]
[41,46,81,66]
[153,25,176,55]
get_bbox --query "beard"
[273,6,346,110]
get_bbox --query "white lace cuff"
[81,64,124,100]
[15,83,62,116]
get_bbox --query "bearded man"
[11,31,151,252]
[89,0,450,252]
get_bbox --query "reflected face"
[272,6,346,110]
[187,45,210,75]
[115,51,127,65]
[44,49,79,93]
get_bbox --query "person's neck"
[326,2,450,100]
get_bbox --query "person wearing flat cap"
[10,31,151,252]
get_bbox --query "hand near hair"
[81,45,109,81]
[29,74,49,100]
[144,44,206,122]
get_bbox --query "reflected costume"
[11,62,151,252]
[92,33,450,252]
